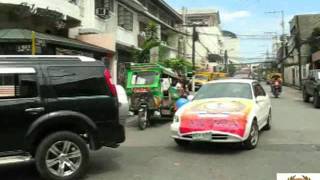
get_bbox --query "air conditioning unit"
[95,8,109,18]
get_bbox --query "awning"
[0,29,113,54]
[312,50,320,62]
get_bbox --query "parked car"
[171,79,271,150]
[302,69,320,108]
[116,85,129,126]
[0,56,125,180]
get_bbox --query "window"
[118,4,133,31]
[48,66,107,97]
[254,84,266,97]
[95,0,114,12]
[0,73,38,99]
[147,2,159,17]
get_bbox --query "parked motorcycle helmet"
[175,98,189,110]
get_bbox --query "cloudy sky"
[165,0,320,62]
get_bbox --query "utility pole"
[265,10,286,82]
[295,15,302,89]
[280,10,286,84]
[192,25,197,71]
[31,31,36,55]
[224,50,229,73]
[182,23,206,70]
[181,23,206,93]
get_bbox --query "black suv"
[0,56,125,180]
[302,69,320,108]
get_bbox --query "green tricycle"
[125,63,181,130]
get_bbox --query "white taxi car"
[171,79,271,150]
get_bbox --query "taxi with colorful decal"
[170,79,271,150]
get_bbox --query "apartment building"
[0,0,183,84]
[182,9,225,71]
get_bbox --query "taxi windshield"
[194,82,253,100]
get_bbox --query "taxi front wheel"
[243,121,259,150]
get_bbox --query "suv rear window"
[48,66,108,97]
[0,73,38,99]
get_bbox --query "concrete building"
[75,0,183,84]
[0,0,183,84]
[222,30,240,64]
[182,9,225,71]
[113,0,183,84]
[283,14,320,87]
[0,0,112,59]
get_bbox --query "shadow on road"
[87,150,122,176]
[127,117,172,129]
[167,142,245,155]
[0,150,122,180]
[0,162,41,180]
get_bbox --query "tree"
[159,58,193,75]
[228,64,236,76]
[308,27,320,53]
[132,21,160,63]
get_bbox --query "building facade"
[0,0,114,62]
[283,14,320,87]
[75,0,183,84]
[0,0,183,84]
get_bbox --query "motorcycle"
[136,96,153,130]
[137,103,148,130]
[272,80,281,98]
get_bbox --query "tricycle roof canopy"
[128,63,179,78]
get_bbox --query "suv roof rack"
[0,55,96,62]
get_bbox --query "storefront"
[0,29,114,67]
[116,43,136,86]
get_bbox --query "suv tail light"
[104,69,117,97]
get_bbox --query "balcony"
[0,0,82,31]
[2,0,82,22]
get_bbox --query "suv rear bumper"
[93,123,125,150]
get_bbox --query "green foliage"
[309,27,320,53]
[145,21,159,41]
[132,21,160,63]
[133,40,160,63]
[159,58,193,75]
[228,64,236,76]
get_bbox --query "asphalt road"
[2,85,320,180]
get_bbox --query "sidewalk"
[282,85,302,98]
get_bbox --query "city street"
[1,86,320,180]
